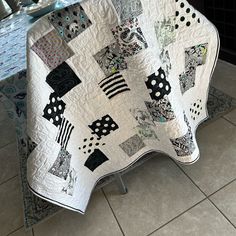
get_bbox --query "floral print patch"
[155,17,176,49]
[31,30,74,70]
[48,3,92,43]
[62,168,78,196]
[48,148,72,180]
[170,114,195,157]
[111,18,148,57]
[94,42,127,77]
[130,108,159,140]
[111,0,143,23]
[179,43,208,94]
[145,98,176,123]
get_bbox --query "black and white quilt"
[27,0,219,213]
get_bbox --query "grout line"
[0,140,16,150]
[147,198,207,236]
[208,178,236,198]
[101,188,125,236]
[222,117,236,127]
[6,225,24,236]
[173,160,236,230]
[208,199,236,229]
[0,174,18,186]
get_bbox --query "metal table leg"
[114,173,128,194]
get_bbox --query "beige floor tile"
[224,109,236,125]
[0,118,16,148]
[211,60,236,99]
[210,180,236,227]
[0,142,18,184]
[181,118,236,195]
[33,190,122,236]
[151,200,236,236]
[0,177,24,236]
[8,227,33,236]
[103,156,205,236]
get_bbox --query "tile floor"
[0,59,236,236]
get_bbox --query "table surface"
[0,0,79,81]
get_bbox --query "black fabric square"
[84,149,109,171]
[43,93,66,127]
[88,114,119,138]
[145,67,171,101]
[46,62,81,98]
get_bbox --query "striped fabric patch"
[56,118,74,149]
[99,72,130,99]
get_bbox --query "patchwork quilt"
[27,0,219,213]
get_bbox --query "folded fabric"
[27,0,220,213]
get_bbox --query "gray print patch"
[111,0,143,22]
[119,134,145,157]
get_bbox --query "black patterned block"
[88,115,119,138]
[43,93,66,127]
[48,3,92,43]
[46,62,81,98]
[56,118,74,149]
[145,67,171,100]
[78,136,105,155]
[99,72,130,99]
[94,42,127,77]
[84,149,109,172]
[48,148,71,180]
[119,134,145,157]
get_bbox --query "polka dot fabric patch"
[48,3,92,43]
[111,0,143,23]
[31,30,74,70]
[78,136,105,155]
[175,0,201,30]
[111,18,148,57]
[190,99,203,121]
[93,42,127,77]
[43,93,66,127]
[88,115,119,138]
[145,67,171,101]
[46,62,81,98]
